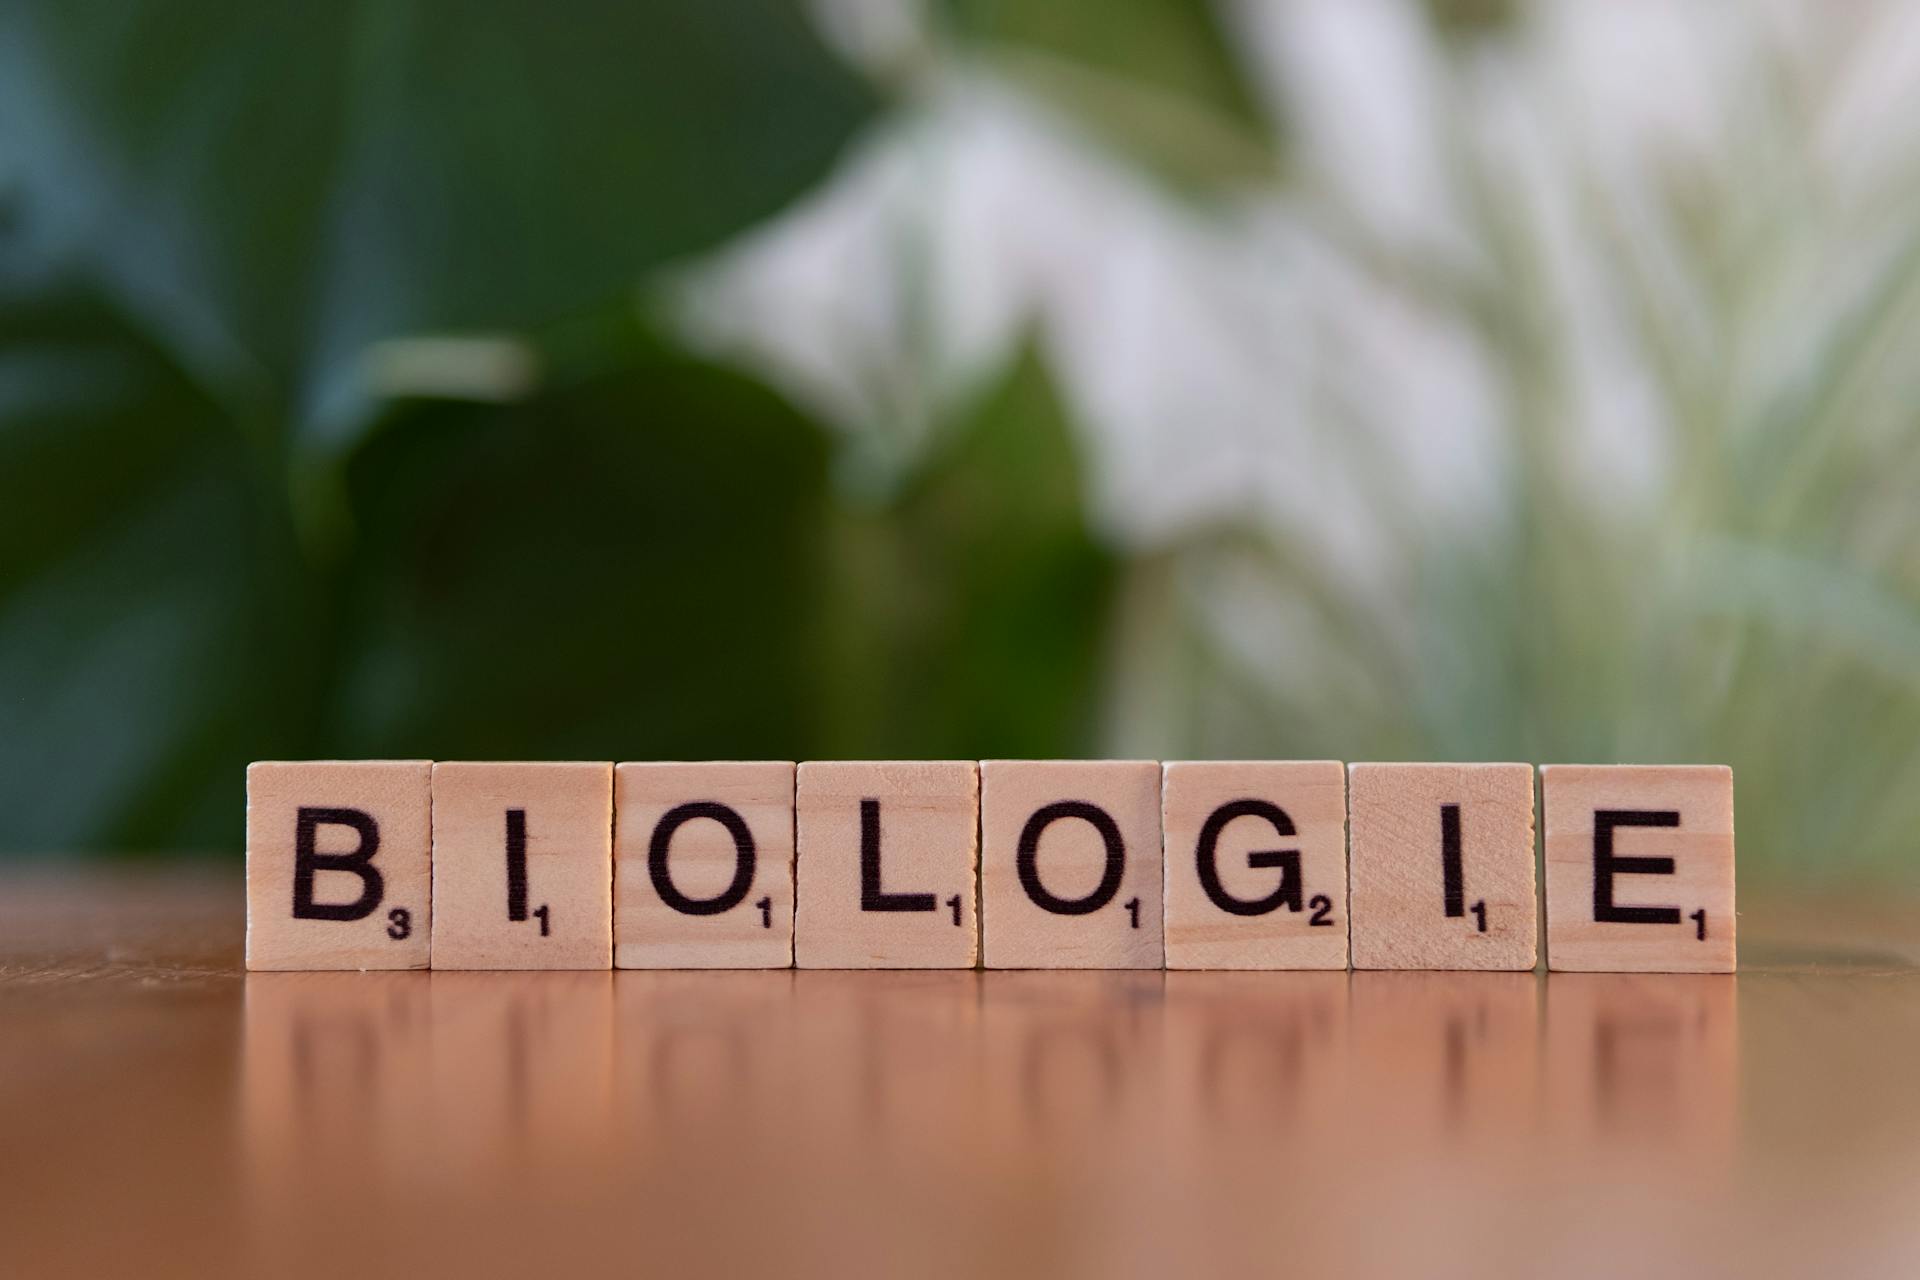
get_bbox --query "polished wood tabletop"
[2,868,1917,1279]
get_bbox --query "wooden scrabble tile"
[794,761,979,968]
[246,760,432,970]
[981,760,1163,969]
[1348,762,1536,970]
[1542,765,1735,972]
[431,761,612,970]
[614,761,794,969]
[1161,761,1348,970]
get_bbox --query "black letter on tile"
[1441,803,1465,918]
[861,798,935,912]
[650,801,756,917]
[506,808,530,922]
[1019,801,1125,916]
[1593,809,1683,925]
[1196,799,1302,917]
[292,807,383,921]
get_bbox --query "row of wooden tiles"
[246,760,1735,973]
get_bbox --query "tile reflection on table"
[1161,971,1348,1136]
[1544,973,1739,1155]
[241,973,437,1186]
[241,969,1742,1170]
[1347,971,1541,1149]
[427,972,617,1180]
[239,966,1742,1277]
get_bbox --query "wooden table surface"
[3,869,1918,1279]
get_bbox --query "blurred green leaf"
[944,0,1278,187]
[1685,537,1920,697]
[817,349,1118,756]
[0,1,877,447]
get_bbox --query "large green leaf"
[0,1,876,447]
[326,341,1118,768]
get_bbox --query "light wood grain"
[1542,764,1735,972]
[1348,762,1537,970]
[245,761,431,970]
[430,761,612,970]
[793,760,979,968]
[981,760,1163,969]
[1161,760,1349,970]
[614,762,794,969]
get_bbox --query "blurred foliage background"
[1,1,1916,885]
